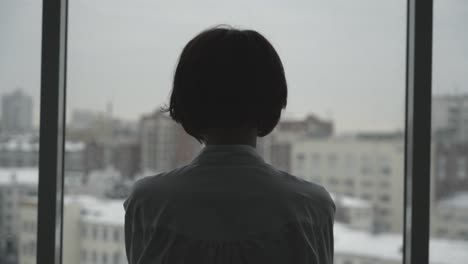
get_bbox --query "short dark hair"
[161,25,288,143]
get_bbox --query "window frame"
[36,0,433,263]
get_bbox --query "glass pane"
[430,1,468,263]
[65,0,406,263]
[0,1,42,264]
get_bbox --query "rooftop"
[438,192,468,209]
[0,167,38,185]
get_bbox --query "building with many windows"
[1,89,33,135]
[0,168,37,263]
[18,195,126,264]
[139,111,201,174]
[290,136,405,233]
[257,114,333,173]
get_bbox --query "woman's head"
[162,25,288,143]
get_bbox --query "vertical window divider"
[37,0,68,263]
[403,0,433,263]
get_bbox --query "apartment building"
[291,137,405,233]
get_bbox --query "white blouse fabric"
[124,144,335,264]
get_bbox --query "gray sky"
[1,0,467,133]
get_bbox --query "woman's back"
[124,145,335,264]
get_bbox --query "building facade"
[290,137,405,233]
[1,90,33,135]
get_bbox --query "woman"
[124,25,335,264]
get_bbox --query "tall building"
[290,136,405,233]
[432,94,468,143]
[258,114,333,173]
[1,89,33,134]
[139,111,201,174]
[0,168,37,264]
[18,195,126,264]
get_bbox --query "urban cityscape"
[0,89,468,264]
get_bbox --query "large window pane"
[64,1,407,263]
[430,1,468,263]
[0,1,42,264]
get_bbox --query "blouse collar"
[191,144,265,165]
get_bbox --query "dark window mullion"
[37,0,68,264]
[403,0,433,263]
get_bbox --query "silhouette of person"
[124,25,335,264]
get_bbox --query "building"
[432,142,468,200]
[139,111,201,174]
[0,168,37,264]
[257,114,333,172]
[334,223,468,264]
[331,193,374,232]
[432,94,468,143]
[1,89,33,135]
[0,134,85,171]
[18,195,126,264]
[290,136,405,233]
[17,193,468,264]
[431,192,468,241]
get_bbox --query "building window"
[113,252,120,263]
[328,177,339,185]
[438,156,447,180]
[362,180,373,187]
[381,166,391,176]
[92,225,98,240]
[81,225,87,238]
[102,226,108,241]
[345,179,354,187]
[113,228,120,242]
[380,194,391,202]
[81,249,87,262]
[102,252,108,264]
[328,153,337,167]
[456,157,466,179]
[437,228,448,237]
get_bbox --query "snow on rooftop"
[0,167,38,185]
[0,134,83,152]
[438,192,468,209]
[68,195,125,225]
[335,223,468,264]
[330,193,371,209]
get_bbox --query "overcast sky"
[1,0,467,133]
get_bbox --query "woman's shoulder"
[267,165,336,220]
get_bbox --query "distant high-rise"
[1,89,33,134]
[139,111,201,174]
[433,94,468,143]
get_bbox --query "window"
[456,158,466,180]
[113,252,120,263]
[0,2,41,264]
[102,227,108,241]
[81,249,87,262]
[380,194,391,202]
[33,0,450,263]
[113,228,120,242]
[430,0,468,262]
[102,252,108,264]
[92,226,98,240]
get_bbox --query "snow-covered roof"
[0,134,83,152]
[69,195,125,226]
[330,193,371,209]
[438,192,468,209]
[335,223,468,264]
[0,167,38,185]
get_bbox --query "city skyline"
[1,0,467,133]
